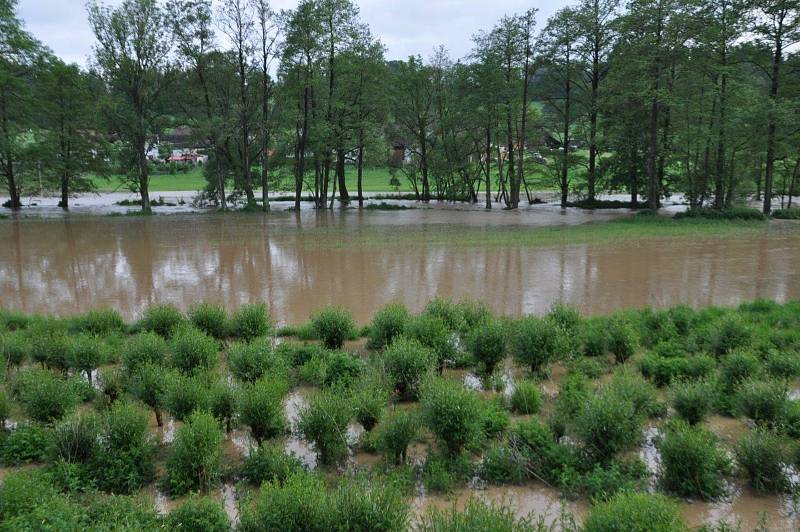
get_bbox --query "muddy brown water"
[1,212,799,324]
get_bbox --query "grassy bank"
[0,297,799,530]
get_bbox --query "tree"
[88,0,173,214]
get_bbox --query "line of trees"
[1,0,798,213]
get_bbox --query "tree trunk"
[485,124,492,209]
[357,145,364,208]
[336,149,349,201]
[762,27,783,215]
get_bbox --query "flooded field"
[0,211,798,324]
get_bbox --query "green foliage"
[169,326,219,374]
[164,372,211,421]
[139,303,185,338]
[166,495,230,532]
[658,420,729,499]
[188,302,228,339]
[456,299,492,330]
[376,409,419,465]
[164,410,223,495]
[608,317,637,363]
[351,376,390,431]
[608,368,663,419]
[558,459,648,501]
[674,207,766,221]
[321,350,364,388]
[735,379,787,427]
[332,476,409,532]
[127,362,167,425]
[122,332,167,373]
[52,413,100,464]
[91,401,155,493]
[367,303,411,349]
[73,308,125,336]
[67,333,106,381]
[547,302,582,333]
[481,397,511,439]
[241,443,304,486]
[310,306,355,349]
[772,208,800,219]
[418,498,537,532]
[735,428,790,493]
[403,315,456,371]
[574,387,642,461]
[0,331,29,369]
[238,377,288,443]
[239,473,333,532]
[481,442,527,485]
[297,390,352,465]
[509,380,543,415]
[13,368,78,422]
[582,318,609,357]
[421,451,473,493]
[467,321,507,375]
[0,388,9,427]
[230,302,273,341]
[718,350,762,393]
[764,350,800,380]
[422,298,467,333]
[670,380,713,424]
[1,424,55,465]
[209,379,236,432]
[551,372,590,438]
[509,316,567,374]
[30,325,71,371]
[420,377,483,455]
[383,336,435,400]
[708,315,752,356]
[639,353,715,387]
[227,339,288,383]
[583,492,686,532]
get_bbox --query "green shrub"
[421,452,473,493]
[583,492,685,532]
[169,326,219,374]
[376,409,419,465]
[736,428,790,493]
[736,379,787,426]
[638,309,679,348]
[782,400,800,438]
[481,397,511,439]
[608,317,637,363]
[164,410,223,495]
[13,368,78,422]
[420,377,483,455]
[73,308,125,336]
[332,477,409,532]
[582,318,609,357]
[368,304,411,349]
[708,315,752,356]
[128,362,167,427]
[322,350,363,388]
[383,336,436,400]
[239,473,333,532]
[403,315,456,372]
[558,458,647,501]
[241,443,304,485]
[772,208,800,219]
[210,379,236,433]
[164,372,212,421]
[166,495,230,532]
[674,206,765,221]
[467,321,507,375]
[547,301,582,333]
[0,424,55,465]
[228,339,288,383]
[481,442,527,485]
[418,498,534,532]
[297,390,352,465]
[718,350,762,394]
[670,380,713,424]
[509,380,542,415]
[0,309,30,331]
[550,373,590,438]
[91,401,155,493]
[139,303,185,338]
[764,350,800,379]
[351,377,390,431]
[0,331,29,370]
[30,326,70,371]
[607,368,663,419]
[311,306,355,350]
[639,353,714,387]
[122,332,167,373]
[0,388,9,428]
[509,316,566,374]
[658,420,729,499]
[188,302,228,339]
[456,299,492,330]
[239,377,288,444]
[67,333,106,383]
[230,302,273,341]
[574,388,642,461]
[52,413,100,464]
[422,298,466,333]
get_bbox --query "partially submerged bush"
[0,331,28,370]
[67,333,106,383]
[403,315,456,372]
[122,332,166,373]
[166,495,230,532]
[420,377,483,456]
[0,424,55,465]
[735,378,787,427]
[238,377,288,444]
[376,408,419,465]
[607,317,637,363]
[608,368,663,419]
[52,413,100,465]
[418,498,534,532]
[73,308,125,336]
[164,372,212,421]
[670,380,713,424]
[29,325,70,371]
[13,368,78,422]
[708,315,752,356]
[139,303,185,338]
[164,410,223,495]
[735,428,790,493]
[582,318,609,357]
[91,401,155,493]
[230,302,273,341]
[169,326,218,374]
[547,302,582,333]
[240,443,304,485]
[127,362,167,426]
[228,339,288,383]
[188,302,228,339]
[509,380,542,415]
[658,420,729,499]
[574,387,642,461]
[509,316,566,375]
[351,376,390,431]
[367,304,410,349]
[422,298,466,333]
[310,306,354,349]
[296,390,352,465]
[383,336,435,400]
[467,321,507,375]
[583,492,686,532]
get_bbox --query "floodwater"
[1,211,798,324]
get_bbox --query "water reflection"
[0,212,798,324]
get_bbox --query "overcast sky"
[17,0,564,66]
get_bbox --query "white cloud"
[17,0,566,66]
